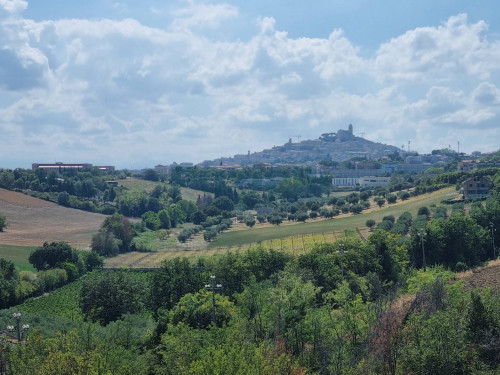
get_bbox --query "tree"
[141,211,160,230]
[398,191,410,200]
[377,198,386,208]
[191,211,207,225]
[143,169,159,181]
[57,191,70,206]
[213,196,234,212]
[276,177,304,199]
[366,219,376,230]
[101,213,133,252]
[0,214,6,232]
[268,215,283,226]
[418,206,430,219]
[79,271,145,325]
[91,230,120,257]
[240,191,263,209]
[149,258,203,314]
[82,251,104,271]
[297,211,308,222]
[158,209,171,229]
[171,290,235,329]
[350,204,363,214]
[0,258,17,308]
[245,216,256,228]
[29,242,79,271]
[204,228,217,242]
[386,194,397,204]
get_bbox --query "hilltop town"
[199,125,400,166]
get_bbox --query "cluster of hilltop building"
[149,125,498,192]
[199,125,399,167]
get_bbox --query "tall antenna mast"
[458,141,460,154]
[408,140,411,152]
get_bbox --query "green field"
[18,270,151,322]
[118,177,213,202]
[210,187,457,248]
[0,244,36,272]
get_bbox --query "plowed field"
[0,188,105,249]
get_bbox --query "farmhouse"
[462,176,491,199]
[154,164,170,176]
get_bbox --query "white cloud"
[171,2,238,31]
[0,0,27,15]
[0,7,499,168]
[375,14,500,84]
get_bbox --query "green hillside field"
[209,187,457,248]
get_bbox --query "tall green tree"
[28,242,79,271]
[79,271,145,325]
[149,258,204,314]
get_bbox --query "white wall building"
[358,176,390,187]
[332,177,358,186]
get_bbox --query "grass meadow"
[0,244,36,272]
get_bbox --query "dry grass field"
[0,188,106,249]
[118,177,213,202]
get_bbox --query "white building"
[358,176,390,187]
[332,177,358,187]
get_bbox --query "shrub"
[245,216,256,228]
[297,211,309,222]
[204,228,217,242]
[366,219,376,230]
[386,194,397,204]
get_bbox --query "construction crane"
[290,135,302,143]
[357,132,365,138]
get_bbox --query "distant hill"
[199,124,400,167]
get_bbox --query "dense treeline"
[0,242,103,310]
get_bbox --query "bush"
[0,214,7,232]
[297,211,309,222]
[91,230,120,257]
[386,194,397,204]
[204,228,217,242]
[29,242,79,271]
[398,191,411,200]
[376,220,394,231]
[382,215,395,223]
[38,268,68,291]
[245,216,256,228]
[59,262,80,281]
[418,206,431,218]
[366,219,376,230]
[350,204,363,214]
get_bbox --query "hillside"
[0,188,105,249]
[200,124,400,166]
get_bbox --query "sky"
[1,0,500,169]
